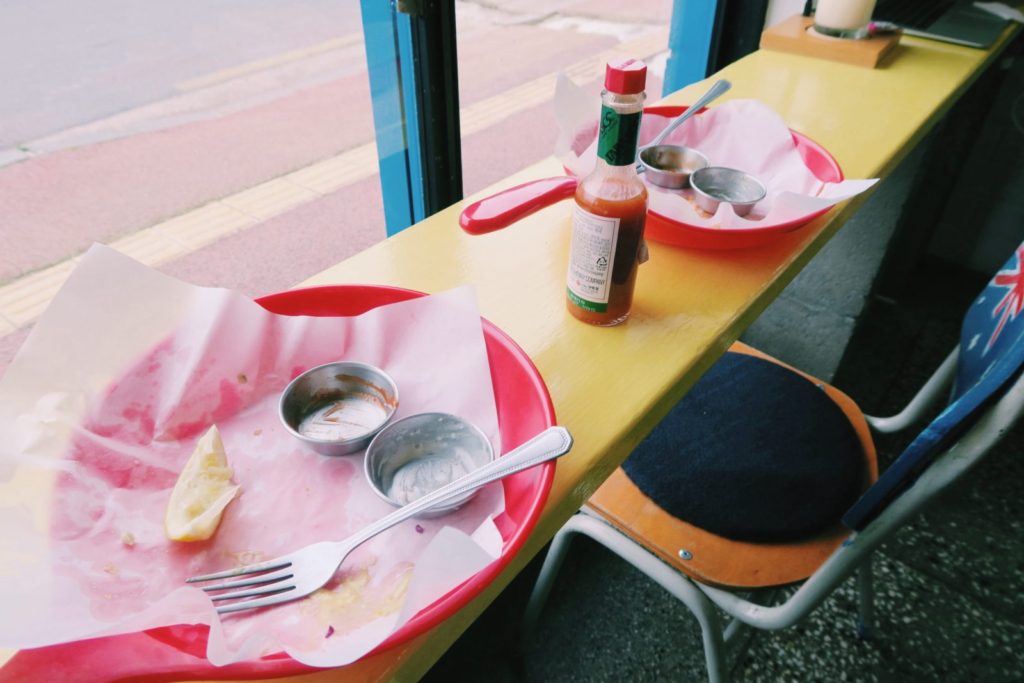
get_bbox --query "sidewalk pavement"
[0,1,670,376]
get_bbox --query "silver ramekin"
[690,166,767,217]
[364,412,494,518]
[279,361,399,456]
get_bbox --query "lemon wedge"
[165,425,240,542]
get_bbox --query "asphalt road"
[0,0,361,148]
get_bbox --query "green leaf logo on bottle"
[597,105,641,166]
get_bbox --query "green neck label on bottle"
[597,105,641,166]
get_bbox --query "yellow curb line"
[0,28,669,332]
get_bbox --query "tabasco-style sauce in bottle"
[566,58,648,326]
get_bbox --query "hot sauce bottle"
[566,59,648,326]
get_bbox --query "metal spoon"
[634,78,731,172]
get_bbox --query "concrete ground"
[423,256,1024,682]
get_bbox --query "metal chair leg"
[522,520,577,644]
[857,557,875,641]
[522,512,730,683]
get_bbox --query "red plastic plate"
[457,105,844,250]
[641,105,845,250]
[4,285,556,682]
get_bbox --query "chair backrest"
[842,242,1024,530]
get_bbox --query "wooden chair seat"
[587,342,878,589]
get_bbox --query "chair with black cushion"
[522,242,1024,683]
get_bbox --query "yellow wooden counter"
[1,18,1018,683]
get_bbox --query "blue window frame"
[361,0,734,234]
[665,0,725,94]
[360,0,462,236]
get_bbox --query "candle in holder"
[813,0,877,39]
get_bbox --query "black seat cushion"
[622,352,867,543]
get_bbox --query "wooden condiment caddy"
[760,14,901,69]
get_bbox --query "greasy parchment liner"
[0,245,504,667]
[554,74,877,228]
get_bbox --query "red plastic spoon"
[458,175,579,235]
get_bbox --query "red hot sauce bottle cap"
[604,59,647,95]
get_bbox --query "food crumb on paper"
[120,532,136,547]
[237,373,248,384]
[302,563,414,637]
[228,550,266,566]
[308,567,370,613]
[254,428,262,436]
[375,567,414,618]
[415,524,425,534]
[103,562,118,575]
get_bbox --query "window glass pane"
[0,0,385,372]
[455,0,673,197]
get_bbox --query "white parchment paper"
[0,245,504,667]
[554,74,878,229]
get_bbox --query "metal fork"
[186,425,573,614]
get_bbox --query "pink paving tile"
[462,103,563,197]
[0,327,32,379]
[0,72,374,284]
[561,0,675,24]
[461,72,663,197]
[457,25,615,104]
[157,175,386,297]
[0,179,384,373]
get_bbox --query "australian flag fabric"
[843,241,1024,530]
[954,243,1024,397]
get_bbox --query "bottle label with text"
[566,205,620,312]
[597,106,641,166]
